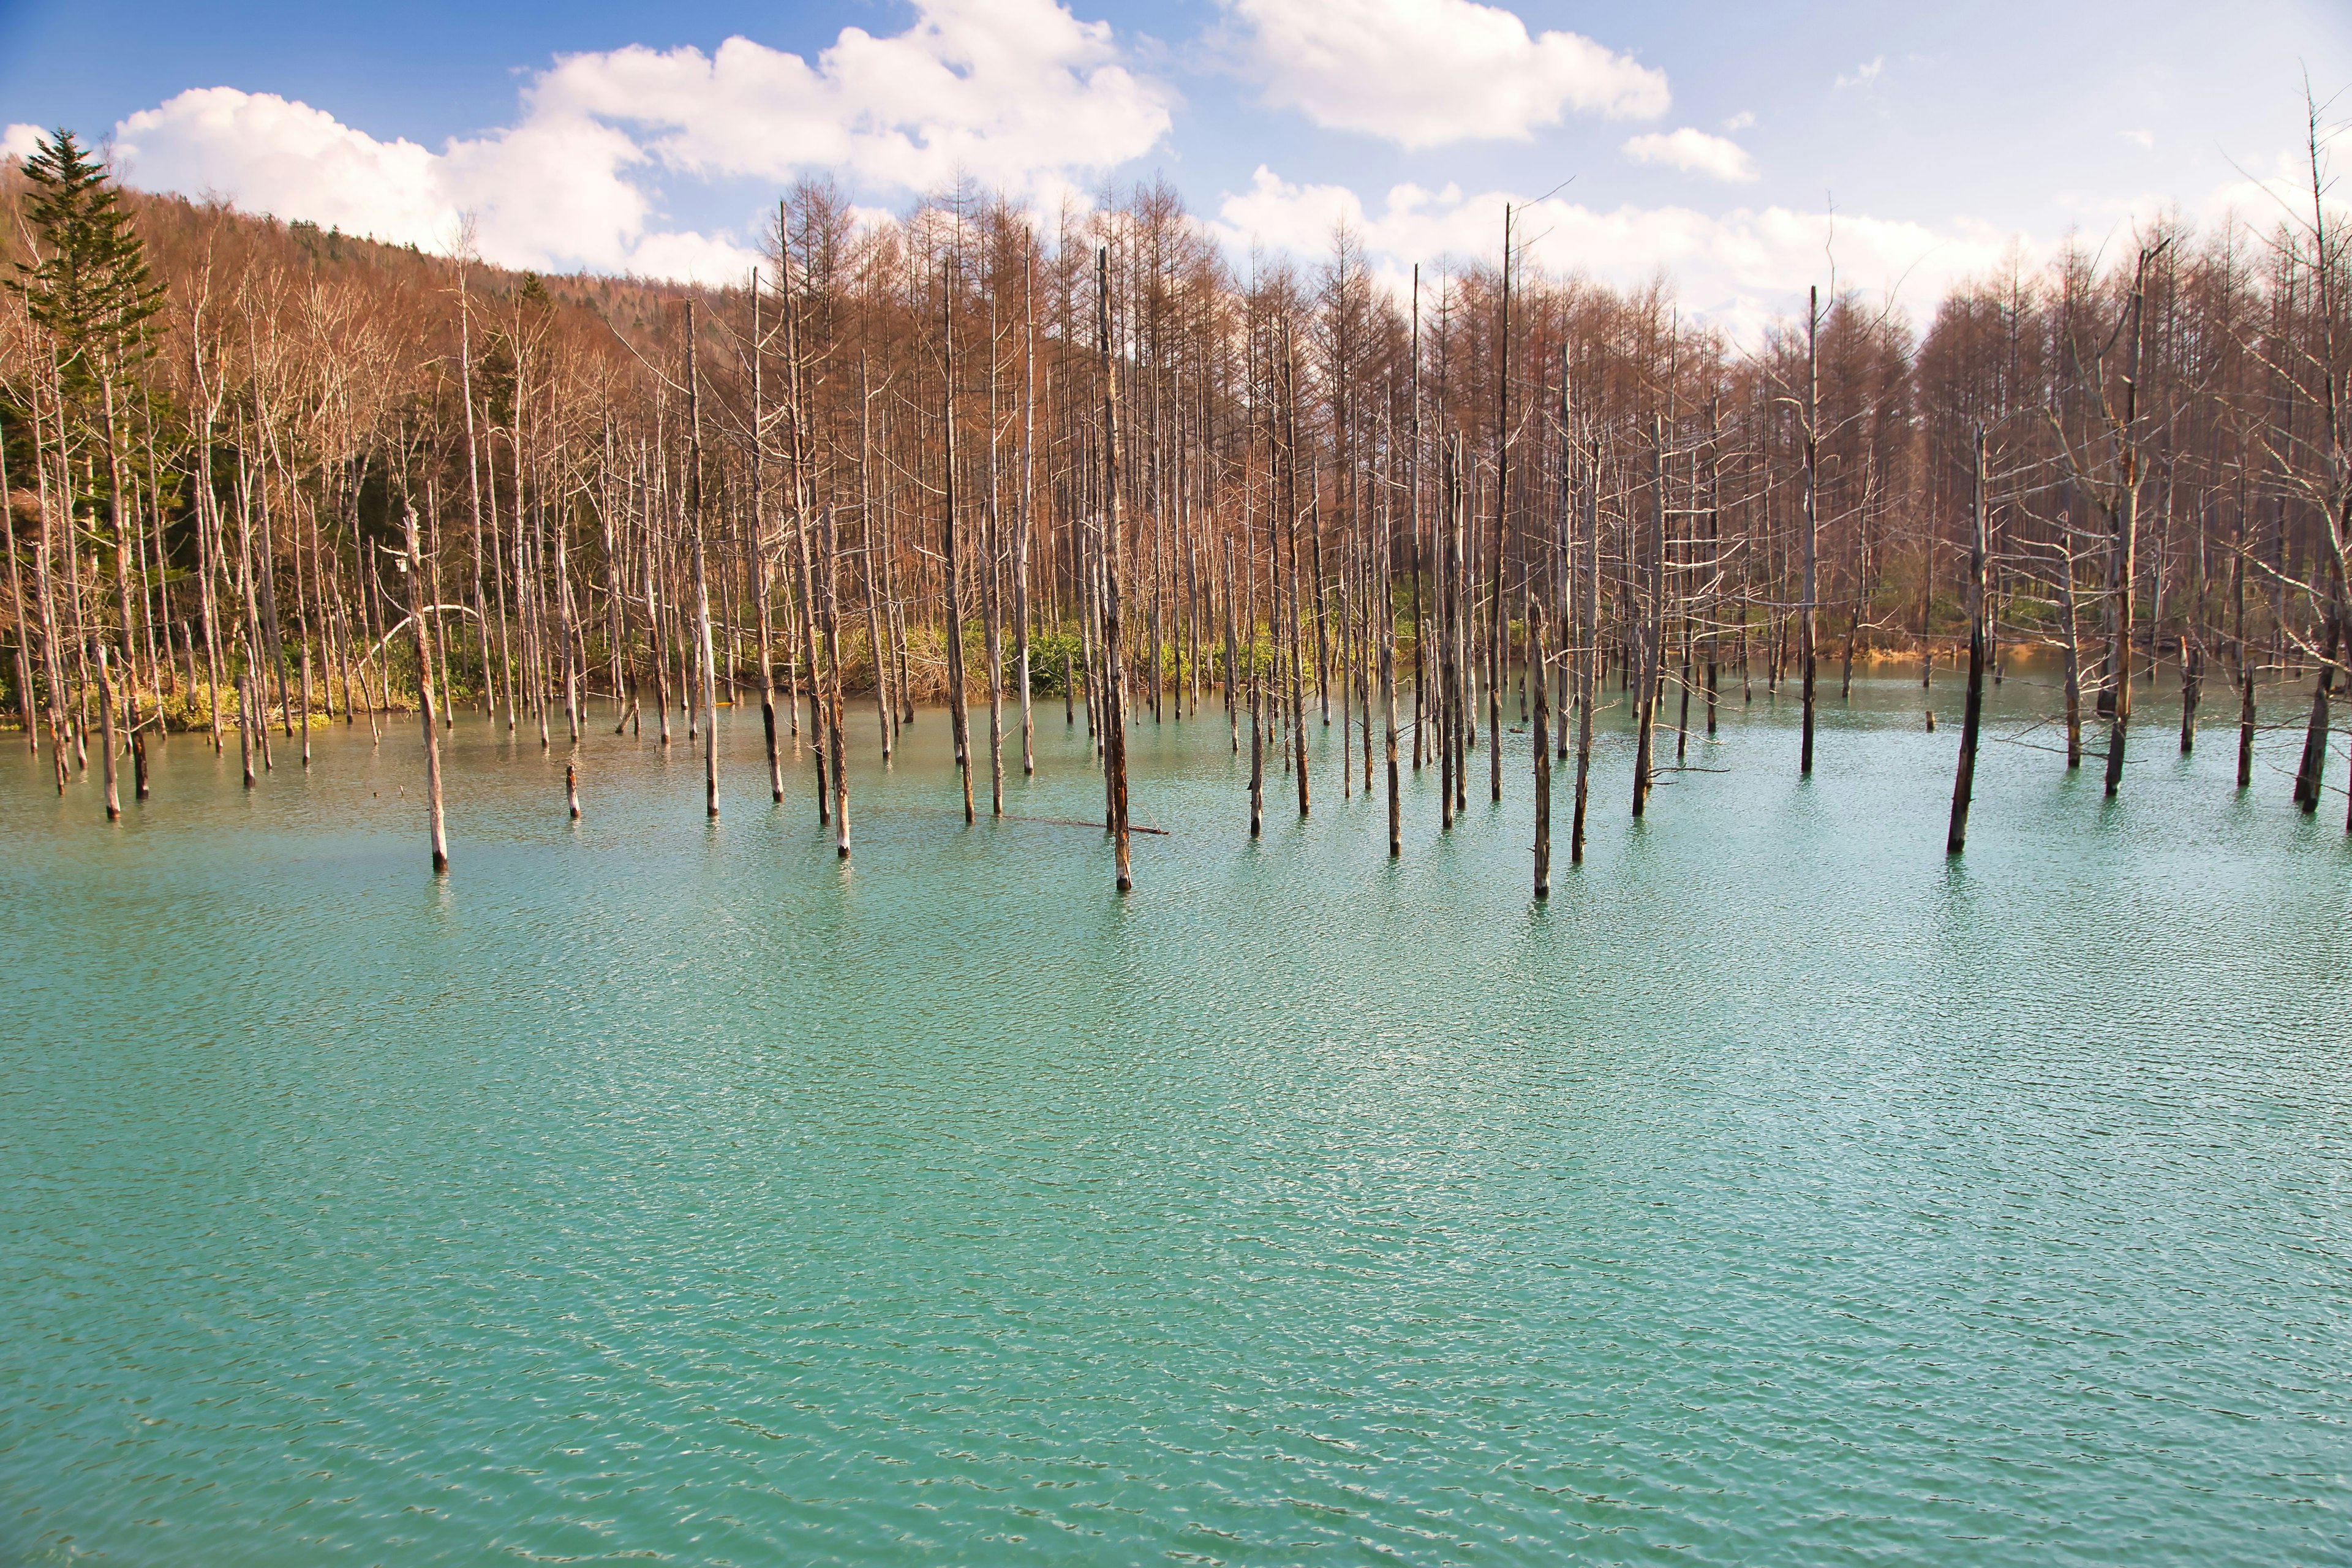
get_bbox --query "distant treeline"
[2,113,2348,846]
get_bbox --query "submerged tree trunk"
[1801,286,1820,778]
[1948,428,1988,856]
[403,503,449,873]
[2293,611,2337,812]
[1096,248,1133,892]
[1571,437,1597,867]
[686,301,719,820]
[96,643,120,821]
[1532,598,1550,897]
[943,270,975,826]
[821,504,850,857]
[1633,423,1664,818]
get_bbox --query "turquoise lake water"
[2,669,2348,1564]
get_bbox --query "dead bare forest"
[5,121,2350,888]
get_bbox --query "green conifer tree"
[10,128,164,399]
[9,129,168,709]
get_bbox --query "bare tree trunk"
[2180,636,2201,755]
[1490,206,1512,805]
[1572,437,1597,866]
[402,503,448,872]
[1948,428,1988,856]
[2293,612,2337,812]
[96,643,120,820]
[1223,537,1239,753]
[2238,663,2257,790]
[686,301,719,819]
[1634,421,1664,817]
[943,267,974,824]
[821,505,850,856]
[1018,261,1038,774]
[238,672,254,790]
[2059,543,2084,769]
[753,275,786,800]
[858,356,892,761]
[1532,598,1550,896]
[1383,491,1401,859]
[985,311,1007,817]
[1096,248,1133,892]
[1249,530,1264,839]
[1801,286,1820,777]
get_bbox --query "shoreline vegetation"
[5,105,2350,883]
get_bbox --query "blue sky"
[3,0,2346,334]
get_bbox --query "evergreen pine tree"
[9,128,164,402]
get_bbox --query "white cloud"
[526,0,1169,193]
[1213,164,2035,344]
[3,123,44,162]
[111,86,737,277]
[118,90,464,251]
[1834,57,1885,91]
[1723,110,1755,132]
[2119,128,2155,150]
[1219,0,1666,148]
[1623,127,1758,183]
[102,0,1169,282]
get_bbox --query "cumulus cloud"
[118,91,469,251]
[1219,0,1666,148]
[1622,127,1757,183]
[1213,165,2033,343]
[102,0,1169,282]
[3,123,45,162]
[525,0,1169,192]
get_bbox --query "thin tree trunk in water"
[2293,612,2337,811]
[1283,331,1309,816]
[1096,248,1133,892]
[1633,422,1663,818]
[858,353,891,760]
[96,643,120,820]
[1438,439,1455,831]
[1572,437,1597,867]
[1249,531,1264,839]
[1383,494,1400,859]
[1018,261,1038,775]
[821,505,850,857]
[2103,251,2155,801]
[1948,428,1988,856]
[1490,205,1511,804]
[2059,543,2084,769]
[2179,638,2201,755]
[985,314,1006,817]
[1224,538,1239,753]
[238,673,254,789]
[754,273,785,800]
[792,508,825,816]
[686,301,719,819]
[1801,286,1820,777]
[2238,663,2257,790]
[403,504,448,873]
[647,549,671,747]
[1532,599,1550,896]
[567,761,580,820]
[942,268,974,824]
